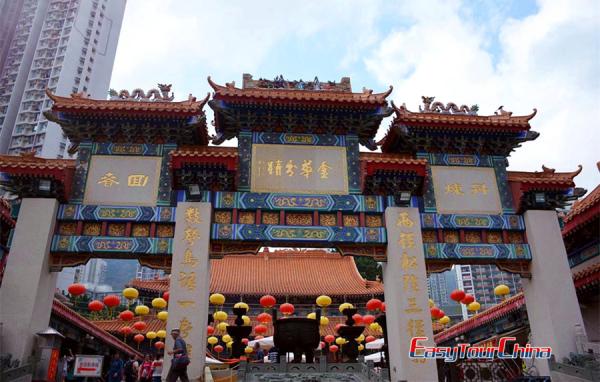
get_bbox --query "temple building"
[0,73,595,381]
[562,176,600,345]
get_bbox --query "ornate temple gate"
[0,76,588,381]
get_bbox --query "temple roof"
[507,165,582,191]
[129,249,384,298]
[380,99,539,155]
[507,165,584,213]
[44,88,209,146]
[52,299,141,357]
[573,261,600,291]
[94,315,387,338]
[209,76,392,105]
[208,75,393,149]
[0,152,76,201]
[562,184,600,237]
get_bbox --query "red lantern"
[329,345,339,353]
[435,309,445,319]
[260,295,276,308]
[334,324,343,333]
[257,312,272,323]
[68,283,86,296]
[430,307,441,318]
[279,303,295,315]
[207,326,215,336]
[214,345,224,353]
[461,294,475,305]
[362,314,376,325]
[103,295,121,308]
[133,321,147,331]
[320,341,325,349]
[242,338,249,345]
[365,335,376,343]
[366,298,382,311]
[119,310,134,321]
[154,341,165,350]
[163,291,170,302]
[254,324,268,335]
[450,289,466,302]
[88,300,104,312]
[324,335,335,344]
[120,326,133,336]
[352,314,363,325]
[133,334,145,343]
[381,302,386,313]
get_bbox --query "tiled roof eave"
[52,299,141,357]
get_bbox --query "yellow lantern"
[123,288,139,300]
[467,301,481,312]
[222,334,232,343]
[209,293,225,306]
[369,322,381,331]
[134,305,150,316]
[234,302,249,311]
[244,346,253,354]
[207,336,218,346]
[213,311,228,322]
[156,330,167,339]
[358,344,364,351]
[316,295,332,308]
[242,315,251,326]
[146,331,157,340]
[217,322,229,332]
[339,302,354,313]
[320,316,329,326]
[335,337,346,345]
[428,299,435,308]
[226,341,233,349]
[307,312,317,320]
[356,334,365,343]
[157,311,168,321]
[152,298,167,309]
[494,284,510,297]
[439,316,450,325]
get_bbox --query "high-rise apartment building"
[455,264,522,320]
[136,264,165,281]
[427,267,462,320]
[0,0,125,158]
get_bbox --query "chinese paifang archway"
[0,74,589,381]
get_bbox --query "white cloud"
[365,0,600,191]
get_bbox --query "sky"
[111,0,599,193]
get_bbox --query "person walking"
[166,329,190,382]
[123,355,137,382]
[107,353,124,382]
[151,355,163,382]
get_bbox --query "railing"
[236,356,389,381]
[0,355,37,382]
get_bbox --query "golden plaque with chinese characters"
[430,166,503,215]
[250,144,349,194]
[83,155,162,206]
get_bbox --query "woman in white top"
[151,356,163,382]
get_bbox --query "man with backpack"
[166,328,190,382]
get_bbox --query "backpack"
[124,360,134,377]
[140,362,152,379]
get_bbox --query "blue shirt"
[173,338,187,358]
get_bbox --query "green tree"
[354,256,382,281]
